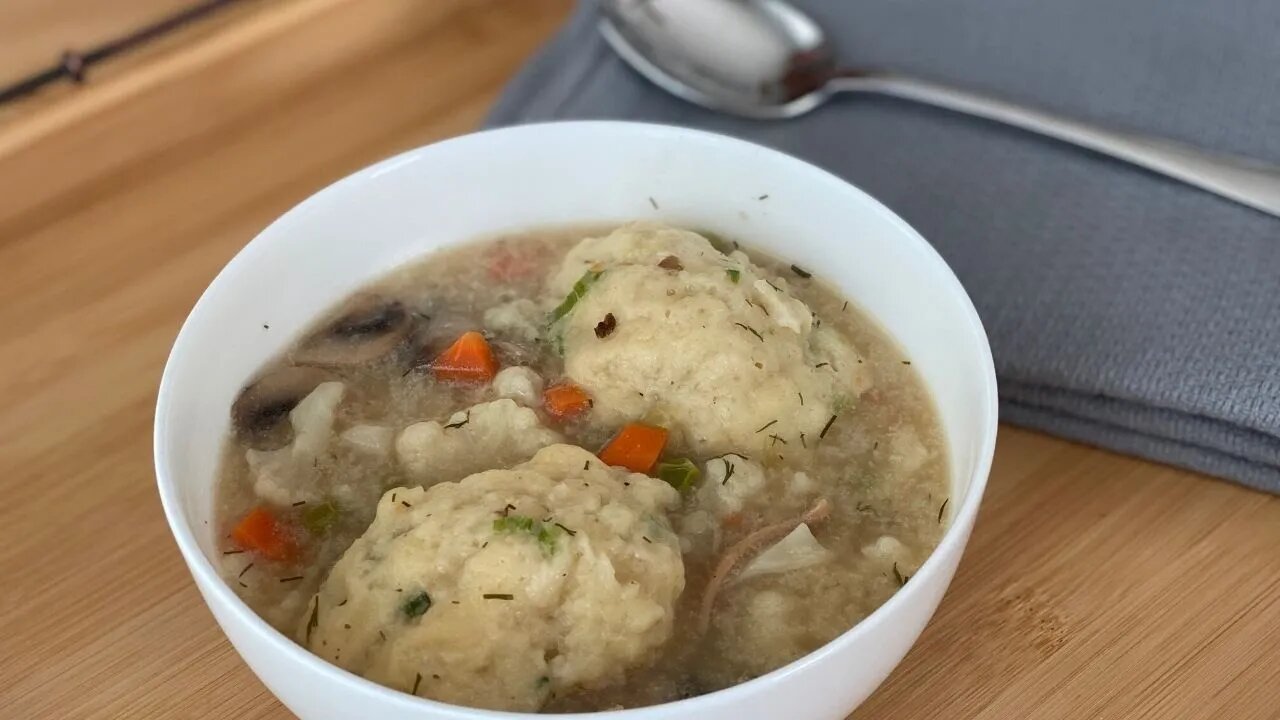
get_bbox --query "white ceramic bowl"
[155,121,997,720]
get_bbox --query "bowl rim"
[154,120,997,719]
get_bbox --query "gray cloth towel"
[486,0,1280,493]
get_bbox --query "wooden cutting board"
[1,2,1277,718]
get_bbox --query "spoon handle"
[832,73,1280,217]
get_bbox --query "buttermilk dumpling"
[300,445,685,712]
[548,223,871,457]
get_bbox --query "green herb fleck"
[494,515,532,534]
[305,599,319,644]
[726,268,741,284]
[819,414,838,439]
[536,524,564,555]
[537,676,551,689]
[495,515,563,556]
[656,458,701,496]
[549,269,603,325]
[892,562,909,587]
[402,590,432,618]
[302,501,340,535]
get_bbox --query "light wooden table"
[2,2,1277,718]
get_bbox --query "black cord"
[0,0,246,106]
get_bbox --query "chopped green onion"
[493,515,535,534]
[656,458,701,496]
[402,590,432,618]
[494,514,565,556]
[302,501,339,535]
[548,269,603,324]
[536,524,564,555]
[726,268,741,284]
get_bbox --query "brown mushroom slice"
[231,366,334,450]
[290,294,411,368]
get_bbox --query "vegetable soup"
[215,223,949,712]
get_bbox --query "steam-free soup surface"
[216,223,949,712]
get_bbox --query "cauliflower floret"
[549,223,870,456]
[246,381,344,505]
[340,424,394,457]
[492,366,543,407]
[483,298,543,343]
[396,399,561,485]
[301,445,684,712]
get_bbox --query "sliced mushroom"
[290,294,411,368]
[231,366,333,450]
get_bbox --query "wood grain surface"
[1,1,1277,718]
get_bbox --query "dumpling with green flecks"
[548,222,871,458]
[299,444,685,712]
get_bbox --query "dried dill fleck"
[221,549,244,556]
[721,459,736,485]
[337,598,348,607]
[402,590,432,618]
[799,432,807,448]
[400,500,412,508]
[649,196,659,209]
[305,600,319,644]
[766,280,781,292]
[938,498,950,523]
[583,460,590,471]
[291,500,306,507]
[797,392,804,406]
[238,562,254,579]
[594,312,617,339]
[642,536,652,543]
[443,411,471,430]
[902,360,912,365]
[758,194,769,200]
[279,575,304,583]
[790,264,812,279]
[819,414,838,439]
[391,492,397,503]
[554,522,577,536]
[892,562,909,587]
[842,300,848,312]
[814,362,830,369]
[658,255,683,271]
[768,434,788,446]
[412,672,422,696]
[856,502,874,513]
[483,593,514,600]
[755,419,778,433]
[734,322,763,341]
[378,630,387,641]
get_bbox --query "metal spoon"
[600,0,1280,217]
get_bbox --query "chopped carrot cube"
[430,331,498,383]
[231,507,297,562]
[598,423,668,474]
[543,383,593,421]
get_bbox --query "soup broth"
[215,224,949,712]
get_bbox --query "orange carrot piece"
[232,507,297,562]
[430,331,498,383]
[598,423,668,474]
[543,383,593,421]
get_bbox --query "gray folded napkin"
[486,0,1280,493]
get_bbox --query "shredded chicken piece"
[697,498,832,634]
